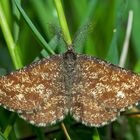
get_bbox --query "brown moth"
[0,45,140,127]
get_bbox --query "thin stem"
[119,10,133,67]
[92,128,100,140]
[54,0,72,45]
[61,123,71,140]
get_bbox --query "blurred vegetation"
[0,0,140,140]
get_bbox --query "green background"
[0,0,140,140]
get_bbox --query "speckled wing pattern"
[0,55,68,126]
[19,92,68,126]
[71,55,140,127]
[1,50,140,127]
[18,54,68,126]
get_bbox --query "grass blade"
[14,0,55,55]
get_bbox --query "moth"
[0,44,140,127]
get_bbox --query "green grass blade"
[30,0,58,39]
[54,0,72,45]
[0,2,23,69]
[106,30,119,64]
[0,132,7,140]
[92,128,100,140]
[130,0,140,59]
[3,113,17,139]
[14,0,55,55]
[40,35,58,57]
[12,0,21,43]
